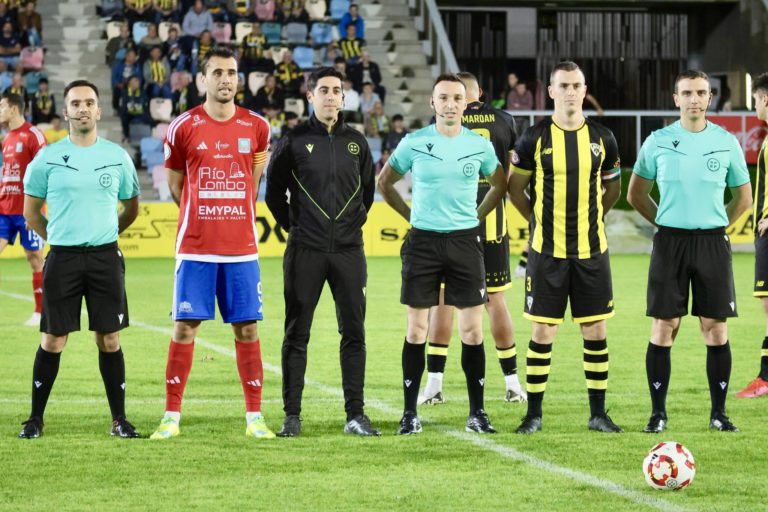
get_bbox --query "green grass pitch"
[0,254,766,511]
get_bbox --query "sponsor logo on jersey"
[15,142,23,153]
[196,141,208,150]
[179,301,193,313]
[215,140,230,150]
[305,143,314,153]
[213,153,233,159]
[238,138,251,153]
[542,147,553,155]
[198,164,247,199]
[236,119,253,127]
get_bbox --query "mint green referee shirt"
[23,137,140,246]
[633,120,750,229]
[388,125,499,232]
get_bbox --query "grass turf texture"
[0,254,765,511]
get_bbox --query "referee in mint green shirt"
[18,80,141,439]
[628,70,752,434]
[378,73,507,435]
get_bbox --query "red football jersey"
[164,105,270,260]
[0,122,46,215]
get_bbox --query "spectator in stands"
[348,51,384,102]
[139,22,164,57]
[6,71,27,111]
[171,70,198,115]
[227,0,255,22]
[120,74,150,140]
[239,21,270,74]
[105,22,136,67]
[190,29,214,75]
[263,103,284,139]
[339,3,364,39]
[275,49,303,97]
[584,92,605,116]
[0,59,13,91]
[17,1,41,47]
[253,73,284,113]
[280,110,298,136]
[235,71,247,105]
[285,4,309,25]
[204,0,230,21]
[374,147,390,175]
[358,81,380,116]
[112,47,142,111]
[504,72,520,110]
[42,114,67,144]
[274,1,292,23]
[341,76,360,114]
[0,3,15,30]
[152,0,180,23]
[384,113,407,151]
[506,79,533,132]
[319,42,342,67]
[143,45,172,99]
[338,24,365,65]
[364,101,388,139]
[182,0,214,38]
[31,76,53,124]
[125,0,154,26]
[333,56,347,79]
[163,26,187,71]
[0,20,21,70]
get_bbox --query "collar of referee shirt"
[309,110,347,135]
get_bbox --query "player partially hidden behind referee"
[19,80,141,439]
[378,73,507,434]
[737,72,768,398]
[507,61,623,434]
[628,70,752,433]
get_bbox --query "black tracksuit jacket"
[265,113,375,252]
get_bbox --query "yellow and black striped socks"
[760,337,768,381]
[518,249,529,270]
[496,345,517,375]
[526,340,551,417]
[426,342,448,373]
[584,339,608,417]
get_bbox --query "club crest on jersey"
[707,158,721,172]
[348,142,360,155]
[238,138,251,153]
[462,162,476,177]
[590,143,602,157]
[99,173,112,188]
[15,142,22,153]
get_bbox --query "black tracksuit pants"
[281,243,367,419]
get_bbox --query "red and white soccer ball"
[643,441,696,491]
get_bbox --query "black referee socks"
[461,342,486,414]
[706,342,732,417]
[402,339,425,413]
[760,336,768,381]
[99,348,126,420]
[30,345,61,420]
[646,342,671,415]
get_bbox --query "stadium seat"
[329,0,350,20]
[283,22,308,44]
[129,123,152,147]
[292,46,314,70]
[153,122,169,140]
[310,22,333,45]
[211,22,232,43]
[366,136,382,153]
[20,47,44,71]
[99,0,124,19]
[151,165,172,201]
[270,45,289,64]
[140,136,163,161]
[170,71,188,92]
[254,0,276,21]
[262,22,282,45]
[235,21,253,42]
[25,71,47,93]
[132,21,150,44]
[158,22,181,42]
[284,98,305,118]
[105,20,123,41]
[248,71,268,95]
[150,98,173,122]
[305,0,327,20]
[145,150,165,169]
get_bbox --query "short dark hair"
[201,45,236,75]
[752,72,768,95]
[392,114,404,122]
[2,92,25,114]
[549,61,583,84]
[432,73,465,92]
[307,67,344,91]
[674,70,709,93]
[63,80,99,101]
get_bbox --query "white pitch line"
[1,290,692,512]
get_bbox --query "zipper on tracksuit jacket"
[328,133,336,252]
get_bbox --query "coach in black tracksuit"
[265,67,378,437]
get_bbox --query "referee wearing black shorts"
[18,80,140,439]
[628,70,752,433]
[508,61,623,434]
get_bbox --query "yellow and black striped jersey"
[512,117,620,259]
[753,135,768,232]
[338,37,365,61]
[461,101,516,241]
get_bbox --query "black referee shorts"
[484,234,512,292]
[754,232,768,297]
[647,226,736,318]
[41,242,129,335]
[400,227,486,308]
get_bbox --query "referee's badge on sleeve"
[238,138,251,153]
[511,150,520,164]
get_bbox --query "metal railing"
[408,0,459,76]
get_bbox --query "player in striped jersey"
[419,72,526,405]
[150,47,275,440]
[508,61,623,434]
[737,72,768,398]
[0,92,46,326]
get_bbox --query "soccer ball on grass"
[642,441,696,491]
